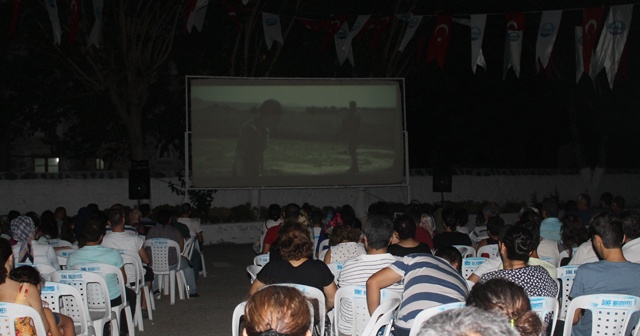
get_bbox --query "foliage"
[168,173,216,218]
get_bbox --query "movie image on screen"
[188,77,406,188]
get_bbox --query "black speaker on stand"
[129,160,150,200]
[433,165,452,203]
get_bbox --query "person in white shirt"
[336,214,402,335]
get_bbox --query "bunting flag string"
[262,12,283,50]
[87,0,103,47]
[8,0,23,37]
[535,10,562,72]
[575,26,584,83]
[470,14,487,73]
[187,0,210,33]
[398,14,423,52]
[503,12,524,79]
[426,15,452,68]
[68,0,82,46]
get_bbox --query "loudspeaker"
[129,160,150,200]
[433,165,452,193]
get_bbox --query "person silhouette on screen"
[339,101,361,173]
[232,99,283,178]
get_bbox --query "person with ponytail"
[10,216,59,270]
[0,238,51,336]
[467,278,543,336]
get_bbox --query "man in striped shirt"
[336,215,402,335]
[367,253,468,336]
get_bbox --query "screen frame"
[185,76,410,191]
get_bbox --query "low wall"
[202,222,262,245]
[1,170,639,217]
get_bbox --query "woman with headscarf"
[10,215,59,270]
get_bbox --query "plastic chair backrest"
[333,285,402,336]
[0,302,48,336]
[15,262,58,278]
[327,262,343,279]
[246,265,262,283]
[231,301,246,336]
[461,257,488,279]
[48,270,113,320]
[182,236,197,259]
[253,254,270,266]
[120,252,142,292]
[453,245,476,258]
[476,244,499,258]
[563,294,640,336]
[272,283,326,336]
[556,265,578,320]
[361,298,401,336]
[408,302,466,336]
[529,296,559,336]
[145,238,182,273]
[318,240,330,255]
[41,281,92,336]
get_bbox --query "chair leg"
[170,270,176,305]
[176,271,187,300]
[125,306,135,336]
[135,292,144,331]
[200,251,207,277]
[110,317,119,336]
[162,274,170,296]
[143,286,153,320]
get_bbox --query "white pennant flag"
[187,0,209,33]
[334,15,370,66]
[536,10,562,71]
[398,14,423,52]
[87,0,103,47]
[591,5,633,88]
[575,27,584,83]
[262,13,283,50]
[470,14,487,73]
[503,17,524,79]
[44,0,62,44]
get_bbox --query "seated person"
[10,265,75,336]
[433,209,472,249]
[476,216,504,256]
[251,222,336,311]
[387,215,431,257]
[10,215,60,270]
[244,286,311,336]
[0,238,51,335]
[434,245,463,273]
[478,226,558,298]
[324,222,365,264]
[467,278,543,336]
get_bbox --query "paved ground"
[139,244,254,336]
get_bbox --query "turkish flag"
[68,0,82,45]
[582,7,604,74]
[426,15,452,68]
[8,0,23,37]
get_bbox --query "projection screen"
[187,77,407,188]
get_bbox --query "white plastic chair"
[453,245,476,258]
[408,302,466,336]
[361,298,401,336]
[0,302,48,336]
[272,283,326,336]
[145,238,189,305]
[231,301,246,336]
[317,240,330,258]
[563,294,640,336]
[253,254,270,266]
[333,285,402,336]
[121,251,153,330]
[14,262,58,279]
[327,262,343,280]
[461,257,488,279]
[540,256,560,268]
[56,248,74,269]
[49,270,119,336]
[476,244,499,258]
[72,263,135,336]
[556,265,579,320]
[529,296,559,336]
[183,235,207,277]
[318,249,328,262]
[246,265,261,283]
[41,281,93,336]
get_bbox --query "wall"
[1,171,639,216]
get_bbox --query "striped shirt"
[337,253,403,334]
[390,253,468,335]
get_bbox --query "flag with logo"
[334,15,369,65]
[426,15,452,68]
[87,0,103,47]
[591,5,633,88]
[398,14,423,52]
[44,0,62,44]
[262,13,283,49]
[582,7,605,76]
[186,0,209,33]
[536,10,562,71]
[575,27,584,83]
[470,14,487,73]
[503,12,524,79]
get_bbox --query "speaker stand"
[440,192,445,204]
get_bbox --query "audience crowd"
[1,191,638,336]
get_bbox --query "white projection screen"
[187,77,407,189]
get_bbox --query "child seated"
[10,266,76,336]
